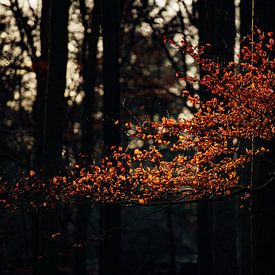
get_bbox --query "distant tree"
[100,0,122,274]
[36,1,70,275]
[196,1,237,274]
[74,0,101,274]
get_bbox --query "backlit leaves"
[0,30,274,208]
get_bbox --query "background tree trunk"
[100,0,122,274]
[250,2,275,274]
[252,143,275,275]
[36,1,70,275]
[74,1,101,274]
[33,0,52,170]
[197,1,238,274]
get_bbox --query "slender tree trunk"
[80,0,101,155]
[240,2,275,274]
[100,0,122,274]
[252,142,275,275]
[197,202,213,275]
[32,1,51,274]
[250,2,275,275]
[167,208,176,274]
[33,0,52,170]
[42,0,69,176]
[210,2,238,273]
[74,1,101,274]
[35,1,70,275]
[254,0,275,31]
[238,142,252,275]
[197,1,238,274]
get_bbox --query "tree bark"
[100,0,122,274]
[240,2,275,274]
[35,1,70,275]
[80,0,101,155]
[33,0,52,170]
[197,1,238,274]
[250,3,275,275]
[252,142,275,275]
[74,1,101,274]
[197,202,213,275]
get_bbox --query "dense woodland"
[0,0,274,274]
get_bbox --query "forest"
[0,0,274,274]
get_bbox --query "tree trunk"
[197,202,213,275]
[250,2,275,275]
[197,1,238,274]
[252,143,275,275]
[100,0,122,274]
[74,1,101,274]
[80,0,101,155]
[35,1,70,275]
[33,0,52,170]
[41,0,69,176]
[240,2,275,274]
[32,1,51,274]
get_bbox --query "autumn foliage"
[1,29,274,209]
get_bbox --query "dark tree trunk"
[74,204,89,275]
[252,143,275,275]
[167,208,176,274]
[254,0,275,32]
[35,1,70,275]
[238,143,252,275]
[33,0,52,170]
[197,1,238,275]
[74,1,101,275]
[240,2,275,275]
[32,1,51,274]
[250,2,275,275]
[42,0,69,176]
[198,0,235,61]
[80,0,101,155]
[197,202,213,275]
[100,0,122,275]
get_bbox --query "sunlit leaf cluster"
[1,30,274,209]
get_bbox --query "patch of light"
[169,1,179,12]
[173,33,184,43]
[95,84,104,96]
[93,111,103,120]
[29,0,38,9]
[128,139,144,149]
[169,86,180,96]
[97,37,103,59]
[73,122,81,134]
[155,0,166,8]
[184,0,193,5]
[137,22,152,37]
[178,107,194,120]
[75,92,84,104]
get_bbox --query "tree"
[247,2,275,274]
[196,1,237,272]
[35,1,70,275]
[100,0,122,275]
[74,1,101,274]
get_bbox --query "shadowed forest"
[0,0,274,274]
